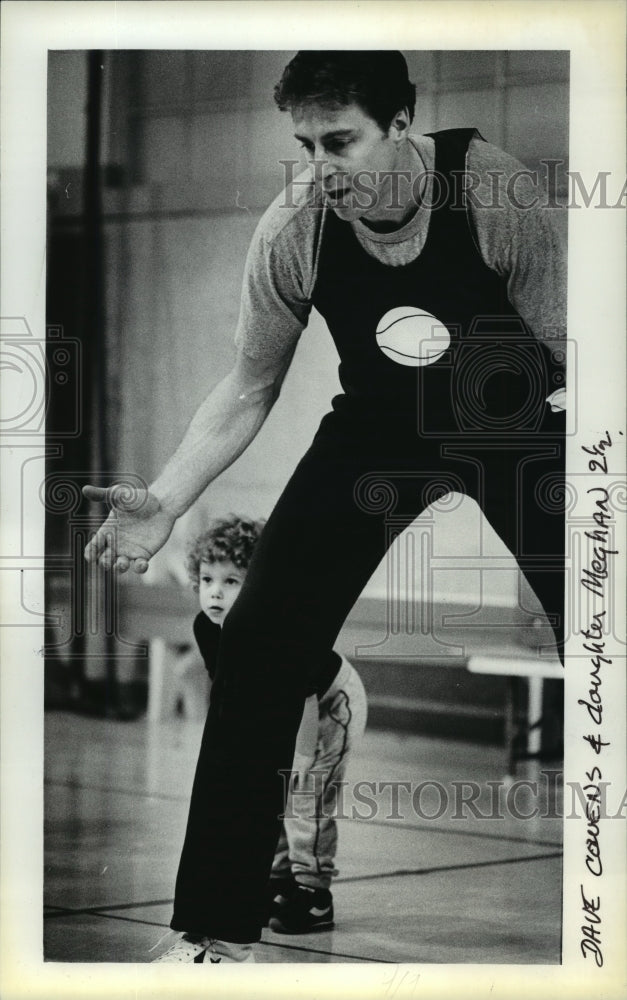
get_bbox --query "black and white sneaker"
[263,875,297,926]
[268,884,334,934]
[152,933,212,962]
[152,932,255,963]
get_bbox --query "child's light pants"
[271,657,367,890]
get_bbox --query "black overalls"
[171,129,566,941]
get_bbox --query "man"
[84,51,566,960]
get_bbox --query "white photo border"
[1,2,625,999]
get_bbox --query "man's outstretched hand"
[82,484,176,573]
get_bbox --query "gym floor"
[44,710,563,965]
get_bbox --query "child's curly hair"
[186,514,266,589]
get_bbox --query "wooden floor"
[44,710,563,965]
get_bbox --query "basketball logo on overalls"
[375,307,451,367]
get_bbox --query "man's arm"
[83,345,296,572]
[151,345,295,517]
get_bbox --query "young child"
[163,514,367,956]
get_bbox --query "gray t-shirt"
[234,134,567,369]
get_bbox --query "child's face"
[198,559,245,625]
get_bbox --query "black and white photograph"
[1,2,625,999]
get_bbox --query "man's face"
[198,559,245,625]
[292,101,409,223]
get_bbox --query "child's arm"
[192,613,220,679]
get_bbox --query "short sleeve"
[234,198,317,363]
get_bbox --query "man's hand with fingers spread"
[82,483,176,573]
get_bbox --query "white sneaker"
[152,933,211,963]
[152,932,255,963]
[204,940,256,964]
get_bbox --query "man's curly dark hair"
[186,515,266,589]
[274,51,416,131]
